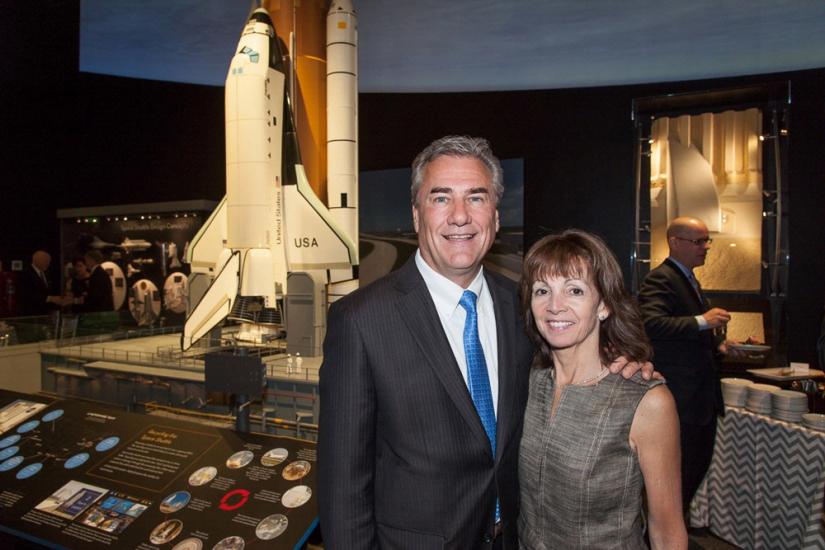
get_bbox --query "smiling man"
[319,136,534,549]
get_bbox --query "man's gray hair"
[410,135,504,206]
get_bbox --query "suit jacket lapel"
[663,258,704,310]
[486,271,518,464]
[393,259,493,454]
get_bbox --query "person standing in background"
[637,216,745,512]
[82,250,114,312]
[66,257,91,312]
[19,250,62,316]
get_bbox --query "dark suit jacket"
[84,265,114,312]
[637,258,723,425]
[319,257,534,549]
[19,265,56,316]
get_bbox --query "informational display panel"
[0,390,317,549]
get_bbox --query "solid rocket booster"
[326,0,358,249]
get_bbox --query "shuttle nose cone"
[329,0,356,15]
[249,7,273,26]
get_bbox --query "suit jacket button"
[483,534,493,544]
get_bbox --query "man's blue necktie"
[459,290,499,521]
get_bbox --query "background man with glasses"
[638,216,740,515]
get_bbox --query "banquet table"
[691,406,825,549]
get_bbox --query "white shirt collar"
[415,250,485,318]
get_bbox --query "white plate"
[730,343,771,353]
[774,389,807,399]
[749,384,781,393]
[721,378,754,386]
[802,422,825,433]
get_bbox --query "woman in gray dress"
[518,230,686,549]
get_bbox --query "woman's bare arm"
[630,384,688,550]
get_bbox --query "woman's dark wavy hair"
[519,229,652,369]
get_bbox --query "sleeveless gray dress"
[518,369,665,549]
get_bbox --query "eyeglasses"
[673,236,713,246]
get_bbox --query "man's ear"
[412,204,420,233]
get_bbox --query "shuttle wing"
[284,164,358,271]
[181,250,240,350]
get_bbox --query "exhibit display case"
[57,201,217,329]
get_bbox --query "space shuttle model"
[182,1,359,351]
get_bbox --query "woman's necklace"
[573,366,608,386]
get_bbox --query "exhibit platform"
[38,331,320,441]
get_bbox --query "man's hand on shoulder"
[608,356,662,381]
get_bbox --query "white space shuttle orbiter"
[181,2,359,351]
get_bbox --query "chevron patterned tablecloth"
[691,406,825,549]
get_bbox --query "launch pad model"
[183,1,360,355]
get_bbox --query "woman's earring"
[598,313,606,321]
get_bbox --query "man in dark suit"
[319,136,650,549]
[82,250,114,312]
[19,250,62,316]
[638,216,738,511]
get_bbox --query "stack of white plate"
[721,378,753,407]
[770,390,808,422]
[746,383,780,414]
[802,413,825,432]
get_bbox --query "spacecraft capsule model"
[181,4,358,351]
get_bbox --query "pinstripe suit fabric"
[319,258,534,549]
